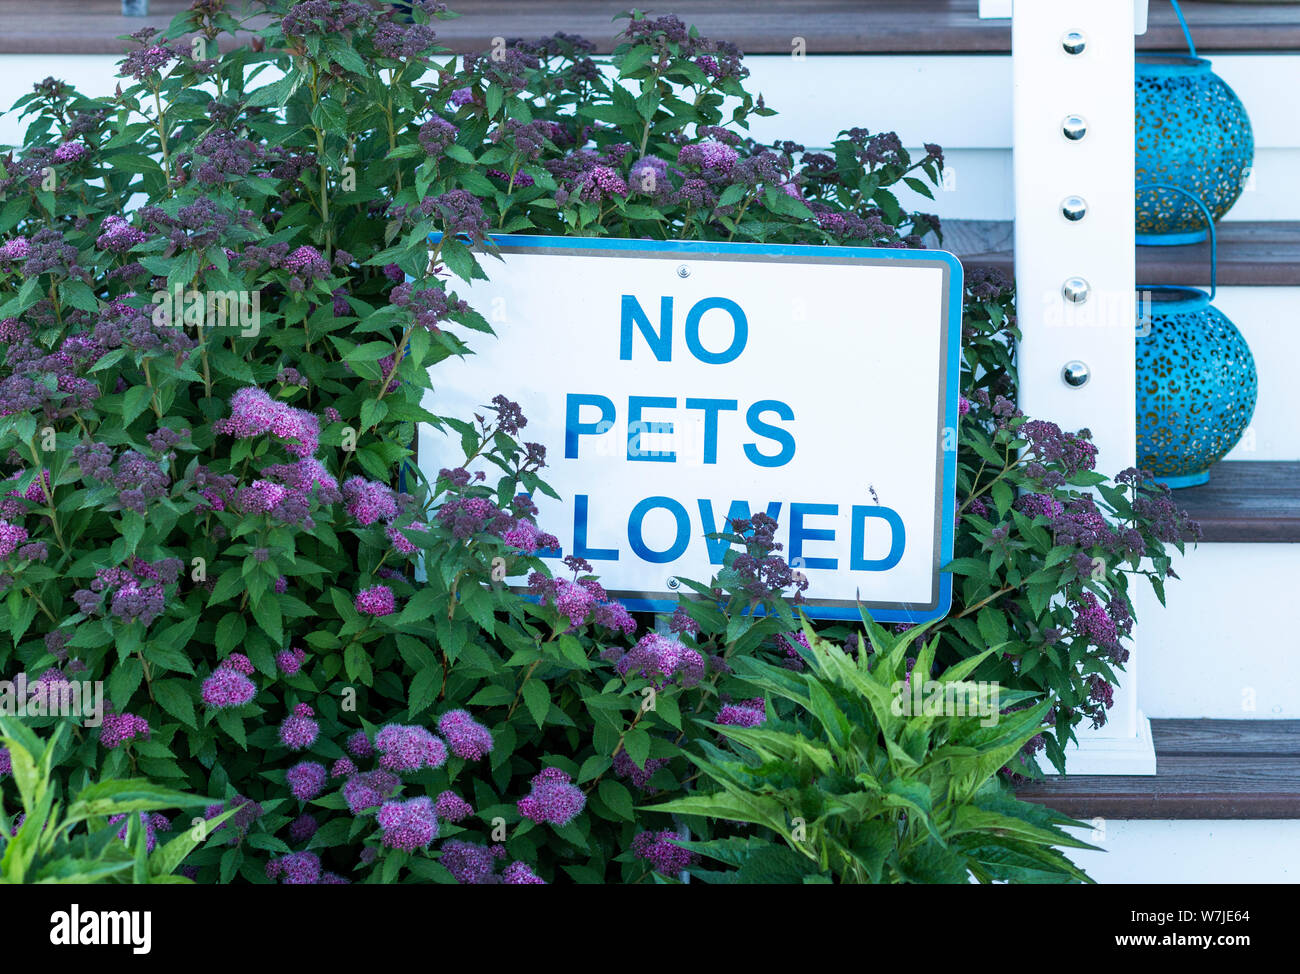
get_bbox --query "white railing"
[1000,0,1155,773]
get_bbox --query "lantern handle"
[1136,182,1217,300]
[1166,0,1198,59]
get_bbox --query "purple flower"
[377,796,439,851]
[440,840,496,884]
[201,667,256,710]
[99,710,150,748]
[0,520,29,559]
[286,761,327,801]
[288,813,319,844]
[437,710,493,761]
[421,189,489,242]
[0,747,9,778]
[342,476,398,525]
[502,861,546,884]
[716,698,766,727]
[419,117,458,155]
[577,164,628,202]
[632,830,696,876]
[375,723,447,773]
[613,750,670,793]
[387,521,428,555]
[614,633,705,689]
[517,767,585,826]
[276,647,308,676]
[279,703,319,750]
[355,584,396,617]
[213,386,320,458]
[283,245,330,280]
[96,215,146,253]
[331,757,356,778]
[1015,492,1065,520]
[629,155,669,196]
[0,237,32,262]
[677,140,739,180]
[271,851,322,885]
[342,769,399,815]
[434,790,474,823]
[108,812,172,853]
[220,653,255,676]
[346,730,374,759]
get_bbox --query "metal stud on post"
[1062,277,1091,303]
[1061,196,1088,221]
[1061,30,1088,54]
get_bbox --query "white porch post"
[1011,0,1156,773]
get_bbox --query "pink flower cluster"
[279,703,319,750]
[215,386,320,458]
[0,520,29,559]
[434,790,474,822]
[201,663,257,710]
[517,767,586,826]
[526,571,636,635]
[342,476,399,525]
[343,768,399,815]
[437,710,493,761]
[109,812,171,853]
[355,584,396,617]
[716,698,766,728]
[612,633,705,689]
[286,761,327,801]
[276,647,308,675]
[99,709,150,749]
[375,723,447,773]
[632,829,697,876]
[377,796,439,851]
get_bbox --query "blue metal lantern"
[1135,1,1254,245]
[1136,186,1257,488]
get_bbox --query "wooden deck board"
[1172,461,1300,543]
[1018,720,1300,820]
[4,1,1300,56]
[946,219,1300,289]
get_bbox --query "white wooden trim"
[1013,1,1153,774]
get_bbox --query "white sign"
[419,236,962,622]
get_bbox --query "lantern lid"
[1140,286,1211,313]
[1136,53,1213,75]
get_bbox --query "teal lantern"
[1136,186,1257,487]
[1135,0,1254,245]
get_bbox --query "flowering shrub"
[0,0,1195,883]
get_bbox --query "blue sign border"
[428,232,963,624]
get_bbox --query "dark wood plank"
[1018,720,1300,819]
[4,0,1300,56]
[1173,461,1300,543]
[1153,719,1300,756]
[0,1,270,55]
[945,220,1300,289]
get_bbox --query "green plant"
[650,619,1097,883]
[0,716,235,883]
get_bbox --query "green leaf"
[522,679,549,729]
[598,779,635,820]
[623,728,651,770]
[152,679,197,728]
